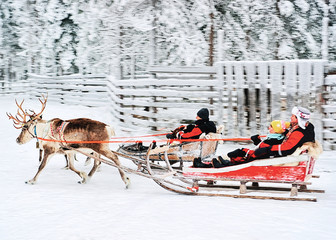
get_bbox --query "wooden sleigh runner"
[141,141,325,202]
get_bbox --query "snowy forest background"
[1,0,336,81]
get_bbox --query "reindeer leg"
[99,147,130,188]
[88,153,101,178]
[38,149,43,163]
[26,149,54,184]
[62,154,70,170]
[66,152,88,184]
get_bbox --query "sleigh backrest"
[199,125,224,158]
[199,133,219,158]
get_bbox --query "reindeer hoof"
[78,179,87,184]
[25,180,35,185]
[125,177,131,189]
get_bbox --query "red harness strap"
[50,121,69,142]
[57,122,69,142]
[50,122,55,137]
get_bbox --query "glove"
[171,125,184,137]
[176,131,183,139]
[166,133,174,139]
[184,124,195,133]
[254,146,271,158]
[251,134,261,145]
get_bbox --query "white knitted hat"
[292,107,310,129]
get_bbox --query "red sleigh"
[140,141,324,201]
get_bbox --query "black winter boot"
[212,156,233,168]
[212,158,223,168]
[193,157,213,168]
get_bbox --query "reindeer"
[7,95,130,188]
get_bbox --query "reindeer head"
[7,95,47,144]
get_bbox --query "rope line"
[36,136,257,144]
[108,133,168,139]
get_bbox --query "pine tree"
[154,0,208,65]
[0,0,23,80]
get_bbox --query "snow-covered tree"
[1,0,336,79]
[0,0,24,80]
[326,0,336,63]
[281,0,322,59]
[154,0,210,65]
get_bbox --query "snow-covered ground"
[1,95,335,240]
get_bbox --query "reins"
[30,120,259,144]
[35,136,255,144]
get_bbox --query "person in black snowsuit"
[134,108,216,152]
[166,108,217,140]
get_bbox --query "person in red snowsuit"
[193,119,290,168]
[166,108,216,140]
[194,106,315,168]
[222,120,291,166]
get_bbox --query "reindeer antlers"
[29,94,48,120]
[6,99,28,129]
[7,94,48,129]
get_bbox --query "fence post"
[216,62,224,127]
[225,62,234,136]
[298,61,311,107]
[269,61,282,120]
[284,61,297,116]
[235,62,245,136]
[257,62,269,131]
[313,60,328,143]
[246,62,257,132]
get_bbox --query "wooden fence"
[111,60,328,144]
[215,60,326,141]
[2,60,336,149]
[322,74,336,149]
[27,74,109,107]
[0,79,30,96]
